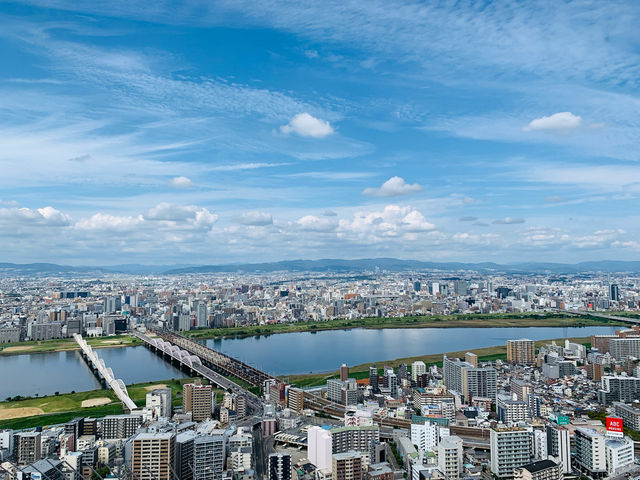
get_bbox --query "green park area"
[0,377,223,430]
[286,336,591,388]
[185,311,620,340]
[0,334,139,356]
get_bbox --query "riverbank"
[185,312,619,340]
[0,334,140,356]
[287,335,590,388]
[0,377,221,430]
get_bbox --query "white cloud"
[458,216,478,222]
[237,211,273,226]
[523,112,583,134]
[169,176,194,188]
[280,113,334,138]
[338,205,435,241]
[144,203,217,228]
[362,176,423,197]
[75,213,143,231]
[493,217,526,225]
[296,215,337,232]
[0,206,70,226]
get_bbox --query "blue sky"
[1,0,639,265]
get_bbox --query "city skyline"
[2,1,640,264]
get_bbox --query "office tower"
[507,339,536,364]
[175,431,196,480]
[464,352,478,368]
[410,421,439,451]
[330,425,379,454]
[598,375,640,404]
[146,388,172,418]
[102,414,143,440]
[183,380,213,421]
[387,373,398,399]
[287,387,304,413]
[193,435,226,480]
[332,451,362,480]
[269,453,292,480]
[197,301,208,328]
[308,426,333,472]
[411,361,426,383]
[513,460,562,480]
[13,432,41,465]
[490,426,533,479]
[545,424,571,474]
[369,365,379,393]
[573,428,606,479]
[130,432,176,480]
[610,284,620,301]
[437,436,463,480]
[397,363,408,381]
[340,364,349,381]
[413,281,421,292]
[454,280,468,296]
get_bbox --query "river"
[0,325,619,399]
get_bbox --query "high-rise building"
[613,401,640,431]
[610,338,640,360]
[605,437,634,476]
[411,361,426,383]
[410,421,439,452]
[437,436,463,480]
[146,388,172,418]
[464,352,478,368]
[513,459,562,480]
[269,453,292,480]
[330,425,379,455]
[443,356,497,402]
[332,451,362,480]
[287,387,304,413]
[340,364,349,382]
[175,431,197,480]
[13,432,41,465]
[511,379,532,402]
[183,380,213,421]
[102,414,142,440]
[610,284,620,302]
[573,428,606,479]
[369,365,379,393]
[598,376,640,404]
[130,432,176,480]
[545,424,571,474]
[193,435,226,480]
[308,426,333,472]
[507,339,536,364]
[490,426,533,479]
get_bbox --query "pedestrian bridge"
[73,334,138,412]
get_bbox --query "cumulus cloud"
[280,113,334,138]
[523,112,583,134]
[237,211,273,226]
[493,217,526,225]
[144,203,218,228]
[362,176,423,197]
[296,215,337,232]
[169,176,194,189]
[338,205,435,241]
[458,216,478,222]
[0,206,70,226]
[75,213,143,231]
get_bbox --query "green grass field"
[0,377,223,430]
[0,334,140,356]
[184,312,620,341]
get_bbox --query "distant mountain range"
[2,259,640,276]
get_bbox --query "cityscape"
[2,1,640,480]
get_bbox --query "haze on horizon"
[1,1,639,265]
